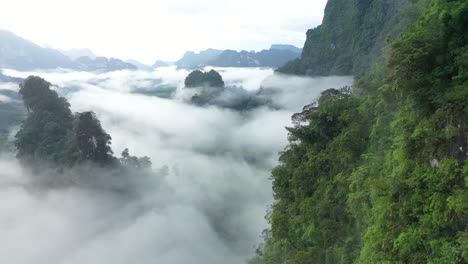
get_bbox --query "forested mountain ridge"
[278,0,420,76]
[255,0,468,263]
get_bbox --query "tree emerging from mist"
[15,76,151,173]
[184,69,224,88]
[73,111,114,165]
[15,76,75,165]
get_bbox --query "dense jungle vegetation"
[256,0,468,263]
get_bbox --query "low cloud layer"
[0,67,352,263]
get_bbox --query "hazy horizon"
[0,0,328,64]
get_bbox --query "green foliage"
[73,111,115,165]
[184,69,224,88]
[15,76,75,164]
[278,0,423,76]
[263,88,368,264]
[15,76,152,172]
[389,0,468,113]
[119,148,152,170]
[260,0,467,263]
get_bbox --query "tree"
[184,70,205,87]
[74,111,114,166]
[260,1,467,263]
[120,148,152,170]
[204,69,224,87]
[184,69,224,88]
[15,76,74,164]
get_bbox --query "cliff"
[278,0,418,76]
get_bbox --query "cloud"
[0,67,352,263]
[0,82,19,92]
[0,94,13,103]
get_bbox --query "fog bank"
[0,67,352,263]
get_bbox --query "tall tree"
[15,76,74,164]
[74,111,114,166]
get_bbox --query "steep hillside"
[278,0,420,76]
[255,0,468,263]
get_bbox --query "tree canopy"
[15,76,75,164]
[257,0,468,263]
[15,76,152,173]
[184,69,224,88]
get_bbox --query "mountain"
[60,48,96,60]
[0,30,136,72]
[209,48,301,68]
[0,30,74,70]
[277,0,417,76]
[152,60,173,68]
[74,56,137,72]
[126,59,152,71]
[209,50,259,67]
[175,45,301,69]
[256,0,468,263]
[270,44,302,53]
[176,49,223,68]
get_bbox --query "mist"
[0,67,352,263]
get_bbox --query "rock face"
[278,0,415,76]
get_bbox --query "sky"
[0,0,328,64]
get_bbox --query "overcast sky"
[0,0,327,64]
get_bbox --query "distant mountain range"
[0,30,136,72]
[60,48,96,61]
[166,44,302,69]
[126,59,153,71]
[152,60,175,68]
[174,49,224,69]
[74,56,137,72]
[0,29,301,72]
[0,30,75,71]
[211,47,302,68]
